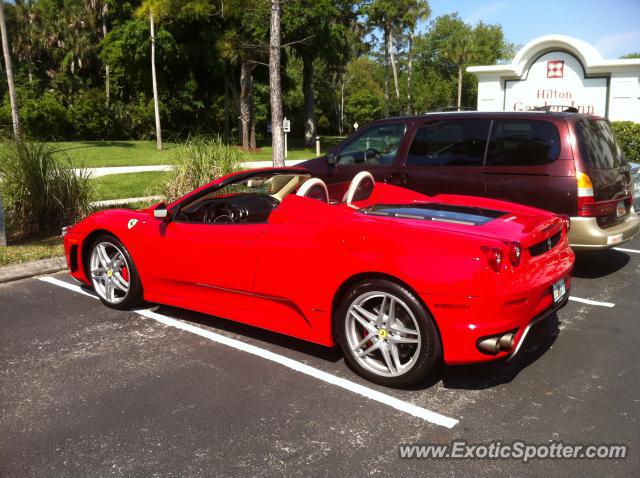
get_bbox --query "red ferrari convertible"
[63,168,574,387]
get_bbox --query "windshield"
[183,171,312,210]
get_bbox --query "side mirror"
[326,152,337,165]
[153,203,169,220]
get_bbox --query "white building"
[468,35,640,123]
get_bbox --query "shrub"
[67,90,114,140]
[0,141,92,236]
[612,121,640,164]
[19,91,70,140]
[162,136,245,200]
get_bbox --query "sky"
[427,0,640,59]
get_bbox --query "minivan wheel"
[336,279,441,387]
[88,234,142,310]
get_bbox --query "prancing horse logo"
[128,219,138,230]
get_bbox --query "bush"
[67,90,114,140]
[0,141,92,236]
[19,91,70,140]
[612,121,640,163]
[162,136,245,200]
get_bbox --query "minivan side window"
[576,119,626,170]
[338,123,406,165]
[485,120,560,166]
[406,119,490,166]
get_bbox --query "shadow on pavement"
[573,249,630,278]
[411,314,560,391]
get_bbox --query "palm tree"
[443,25,474,111]
[149,9,162,150]
[0,1,21,140]
[84,0,110,104]
[217,28,258,150]
[405,0,430,114]
[136,0,165,150]
[14,0,41,83]
[269,0,284,167]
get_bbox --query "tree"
[365,0,413,116]
[136,0,167,150]
[620,53,640,59]
[85,0,110,103]
[216,1,267,150]
[269,0,284,167]
[440,16,473,111]
[283,0,355,146]
[14,0,41,83]
[0,1,21,140]
[404,0,430,114]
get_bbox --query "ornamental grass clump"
[162,136,244,201]
[0,141,91,236]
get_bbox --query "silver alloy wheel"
[345,291,422,377]
[89,241,130,305]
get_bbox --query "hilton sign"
[468,35,640,123]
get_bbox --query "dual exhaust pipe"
[477,332,515,355]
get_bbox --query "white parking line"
[613,247,640,254]
[38,276,459,429]
[569,296,615,307]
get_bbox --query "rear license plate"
[616,200,626,218]
[552,278,566,303]
[607,233,623,245]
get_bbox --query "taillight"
[482,247,503,272]
[576,172,595,217]
[508,241,521,266]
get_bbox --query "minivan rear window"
[485,120,560,166]
[576,119,626,170]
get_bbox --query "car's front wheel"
[336,279,441,387]
[88,234,142,310]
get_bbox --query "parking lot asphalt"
[1,237,640,477]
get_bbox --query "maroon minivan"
[301,111,639,250]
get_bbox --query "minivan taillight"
[576,172,596,217]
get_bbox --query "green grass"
[0,237,64,266]
[37,136,347,167]
[90,171,170,201]
[49,140,177,167]
[248,135,346,161]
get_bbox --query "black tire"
[88,234,143,310]
[335,278,441,388]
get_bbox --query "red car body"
[63,168,574,365]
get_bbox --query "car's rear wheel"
[88,234,142,310]
[336,279,441,387]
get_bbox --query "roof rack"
[427,106,477,113]
[531,105,580,113]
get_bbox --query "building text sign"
[505,51,607,115]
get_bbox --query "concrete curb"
[0,256,67,284]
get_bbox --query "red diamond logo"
[547,60,564,78]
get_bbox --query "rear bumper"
[568,214,640,250]
[423,257,573,365]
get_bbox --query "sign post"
[0,194,7,247]
[283,117,290,160]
